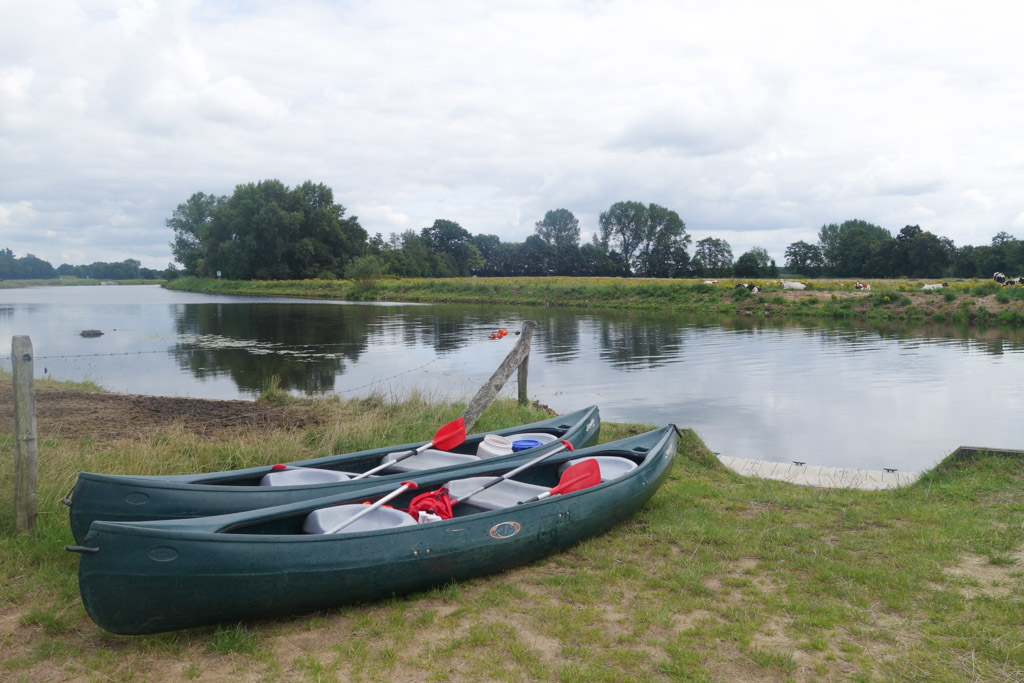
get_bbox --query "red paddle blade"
[548,459,601,496]
[431,417,467,451]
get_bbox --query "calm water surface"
[2,285,1022,472]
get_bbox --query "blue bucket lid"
[511,439,542,452]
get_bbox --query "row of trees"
[0,248,168,280]
[8,179,1024,282]
[784,220,1024,279]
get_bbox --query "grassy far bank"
[0,378,1022,681]
[166,276,1024,326]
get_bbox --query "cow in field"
[735,283,761,293]
[921,282,948,290]
[779,280,806,290]
[854,282,871,290]
[994,272,1006,284]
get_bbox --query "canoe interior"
[202,428,566,486]
[217,450,646,535]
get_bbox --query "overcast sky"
[2,0,1023,270]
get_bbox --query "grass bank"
[1,380,1022,681]
[166,276,1024,326]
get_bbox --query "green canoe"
[69,426,676,635]
[66,407,599,543]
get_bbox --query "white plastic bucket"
[477,434,514,458]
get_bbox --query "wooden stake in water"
[12,336,38,534]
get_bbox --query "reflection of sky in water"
[1,285,1022,472]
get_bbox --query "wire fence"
[3,330,518,441]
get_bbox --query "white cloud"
[0,201,37,232]
[2,0,1024,268]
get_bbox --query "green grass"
[0,387,1022,680]
[166,276,1024,327]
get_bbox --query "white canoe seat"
[259,467,352,487]
[559,456,637,482]
[381,448,480,473]
[505,432,558,448]
[444,477,548,511]
[303,504,417,534]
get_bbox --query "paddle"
[517,458,600,504]
[451,439,574,506]
[351,417,467,480]
[325,480,419,534]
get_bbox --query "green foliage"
[693,236,734,277]
[734,247,777,277]
[784,240,824,275]
[0,249,57,279]
[345,254,387,290]
[168,180,366,280]
[598,201,691,277]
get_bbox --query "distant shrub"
[345,255,387,291]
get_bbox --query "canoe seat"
[304,504,417,534]
[444,477,548,511]
[382,448,480,473]
[559,456,637,482]
[259,468,352,487]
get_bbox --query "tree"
[167,192,225,274]
[0,251,57,279]
[784,241,824,275]
[578,237,627,276]
[734,247,776,278]
[598,201,648,273]
[819,219,892,276]
[534,209,581,275]
[637,204,691,277]
[694,237,734,277]
[599,201,690,277]
[817,223,842,273]
[421,219,483,277]
[905,230,950,278]
[168,180,365,279]
[534,209,580,250]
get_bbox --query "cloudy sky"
[2,0,1023,270]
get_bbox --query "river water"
[2,284,1022,472]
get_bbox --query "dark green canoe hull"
[73,426,675,635]
[68,407,599,542]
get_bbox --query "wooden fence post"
[462,321,536,432]
[12,336,38,534]
[517,346,529,405]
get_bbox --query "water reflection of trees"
[171,303,377,395]
[690,313,1024,355]
[595,315,685,369]
[531,312,581,364]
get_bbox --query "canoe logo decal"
[147,546,179,562]
[489,521,521,539]
[124,492,149,505]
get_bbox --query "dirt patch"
[940,549,1024,599]
[0,376,323,440]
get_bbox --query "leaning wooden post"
[12,336,38,534]
[462,321,535,433]
[517,343,529,405]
